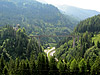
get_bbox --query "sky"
[36,0,100,12]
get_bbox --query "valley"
[0,0,100,75]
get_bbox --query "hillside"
[0,25,100,75]
[0,0,78,35]
[0,25,42,60]
[57,5,100,20]
[54,29,100,74]
[0,1,100,74]
[74,14,100,33]
[0,0,80,47]
[55,15,100,60]
[53,15,100,74]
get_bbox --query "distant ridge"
[57,5,100,20]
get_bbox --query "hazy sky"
[36,0,100,12]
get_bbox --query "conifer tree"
[3,66,9,75]
[70,59,78,74]
[91,57,100,75]
[49,56,59,75]
[57,60,65,75]
[30,52,36,75]
[79,59,87,75]
[0,56,5,74]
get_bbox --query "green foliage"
[70,59,78,73]
[29,52,36,75]
[91,57,100,75]
[84,46,100,63]
[78,59,87,73]
[0,3,100,74]
[49,56,59,75]
[57,60,65,75]
[3,65,9,75]
[0,0,79,48]
[0,51,99,75]
[74,15,100,33]
[55,32,98,61]
[0,56,5,74]
[0,26,42,60]
[54,31,100,74]
[92,34,100,46]
[0,0,78,46]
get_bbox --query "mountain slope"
[55,29,100,63]
[57,5,100,20]
[74,14,100,33]
[54,15,100,66]
[0,25,42,59]
[0,0,78,36]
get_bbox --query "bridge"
[29,35,79,48]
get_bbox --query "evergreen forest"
[0,0,100,75]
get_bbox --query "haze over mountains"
[0,0,100,45]
[0,0,100,33]
[57,5,100,20]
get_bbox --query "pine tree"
[57,60,65,75]
[15,58,20,74]
[3,66,9,75]
[49,56,59,75]
[0,56,5,74]
[25,59,30,75]
[37,53,46,75]
[70,59,78,74]
[79,59,87,75]
[44,54,49,75]
[30,52,36,75]
[81,43,86,57]
[91,57,100,75]
[8,59,15,74]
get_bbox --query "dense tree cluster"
[0,53,100,75]
[0,25,42,60]
[0,25,100,75]
[0,1,100,74]
[0,0,79,46]
[74,15,100,33]
[55,31,100,59]
[54,14,100,74]
[0,0,78,32]
[54,31,100,74]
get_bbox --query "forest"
[0,18,100,75]
[0,0,100,75]
[0,0,79,47]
